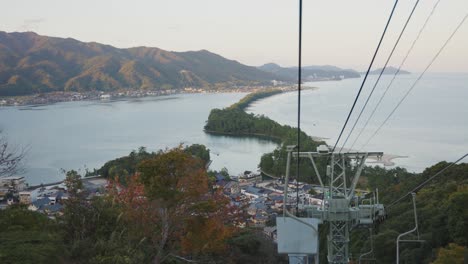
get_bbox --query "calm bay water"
[0,93,278,185]
[248,73,468,172]
[1,73,466,184]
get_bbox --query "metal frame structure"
[358,228,376,264]
[285,145,383,264]
[396,192,424,264]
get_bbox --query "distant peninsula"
[204,89,326,180]
[368,66,411,75]
[258,63,361,82]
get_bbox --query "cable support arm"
[396,193,422,263]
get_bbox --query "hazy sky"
[2,0,467,72]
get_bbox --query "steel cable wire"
[332,0,400,153]
[339,0,421,153]
[359,13,468,151]
[348,0,443,151]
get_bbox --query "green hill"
[0,31,280,96]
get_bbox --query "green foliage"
[228,89,282,110]
[447,187,468,245]
[205,91,326,182]
[61,196,149,263]
[350,162,468,264]
[433,243,466,264]
[97,147,152,183]
[98,144,210,184]
[0,206,66,264]
[184,144,210,166]
[64,169,83,195]
[228,230,287,263]
[138,147,205,203]
[220,167,231,180]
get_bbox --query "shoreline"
[0,85,312,107]
[206,89,406,168]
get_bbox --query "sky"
[2,0,467,72]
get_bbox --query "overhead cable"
[332,0,400,152]
[387,153,468,209]
[349,0,442,151]
[359,12,468,151]
[339,0,421,153]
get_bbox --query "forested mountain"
[258,63,360,81]
[0,31,279,96]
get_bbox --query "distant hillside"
[0,31,279,96]
[368,66,410,75]
[258,63,360,81]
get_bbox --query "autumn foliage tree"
[109,147,240,263]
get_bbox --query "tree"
[433,243,466,264]
[62,170,88,245]
[109,147,239,263]
[447,188,468,245]
[0,206,66,263]
[184,144,210,166]
[220,167,231,180]
[0,131,27,177]
[63,170,83,196]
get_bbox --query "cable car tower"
[277,145,385,264]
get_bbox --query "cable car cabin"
[317,144,329,154]
[357,203,386,226]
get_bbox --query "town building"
[19,191,32,204]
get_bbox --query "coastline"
[203,129,283,143]
[0,85,314,107]
[205,88,406,168]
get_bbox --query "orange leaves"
[107,147,240,259]
[181,215,236,255]
[138,147,207,204]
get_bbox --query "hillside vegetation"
[345,163,468,263]
[204,90,327,181]
[0,31,278,96]
[1,147,288,263]
[96,145,211,184]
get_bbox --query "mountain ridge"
[0,31,279,96]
